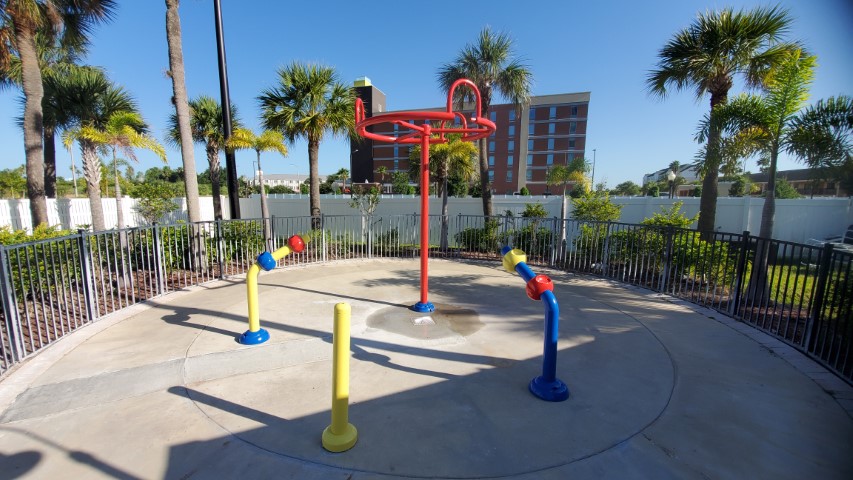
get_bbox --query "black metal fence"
[1,215,851,383]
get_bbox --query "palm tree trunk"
[697,90,728,240]
[308,138,321,229]
[18,26,49,227]
[113,149,125,230]
[745,146,780,306]
[166,0,205,270]
[478,138,493,217]
[165,0,201,224]
[44,126,57,198]
[207,145,222,220]
[82,141,105,232]
[440,177,450,251]
[257,151,271,249]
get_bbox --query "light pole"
[667,169,677,199]
[591,148,596,189]
[289,163,299,193]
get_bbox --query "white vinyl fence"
[3,194,851,244]
[0,196,228,232]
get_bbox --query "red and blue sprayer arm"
[501,245,569,402]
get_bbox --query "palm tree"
[547,157,589,197]
[438,26,533,218]
[699,50,821,240]
[76,111,166,230]
[258,62,355,228]
[54,68,133,231]
[164,0,201,225]
[375,166,388,186]
[167,95,238,220]
[228,128,288,247]
[647,6,798,237]
[333,167,349,193]
[1,0,116,226]
[409,134,478,250]
[788,96,853,173]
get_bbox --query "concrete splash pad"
[0,259,850,479]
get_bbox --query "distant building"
[252,173,327,191]
[642,163,701,185]
[749,168,847,197]
[352,77,591,195]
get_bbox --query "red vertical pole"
[418,125,431,309]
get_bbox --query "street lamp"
[667,169,677,199]
[591,148,596,188]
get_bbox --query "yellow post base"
[322,423,358,453]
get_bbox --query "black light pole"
[214,0,240,219]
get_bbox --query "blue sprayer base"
[239,328,270,345]
[411,301,435,313]
[529,375,570,402]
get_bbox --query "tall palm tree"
[438,26,533,218]
[547,157,589,197]
[788,96,853,173]
[167,95,239,220]
[1,0,116,227]
[228,128,288,247]
[3,32,92,198]
[259,61,355,228]
[647,6,798,237]
[164,0,201,224]
[409,134,478,249]
[54,68,133,231]
[76,110,166,230]
[699,50,821,240]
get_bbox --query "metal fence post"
[76,229,98,322]
[729,231,751,317]
[0,244,25,365]
[805,242,834,351]
[367,215,374,259]
[601,222,613,277]
[215,220,225,279]
[270,215,277,250]
[659,226,674,293]
[321,215,327,263]
[152,223,166,295]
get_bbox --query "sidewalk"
[0,259,850,479]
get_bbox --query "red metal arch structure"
[355,79,496,312]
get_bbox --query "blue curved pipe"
[501,245,569,402]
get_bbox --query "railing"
[2,215,851,384]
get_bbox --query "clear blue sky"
[1,0,851,188]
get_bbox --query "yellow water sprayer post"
[322,302,358,452]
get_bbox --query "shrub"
[455,219,500,253]
[0,225,78,301]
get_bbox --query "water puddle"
[366,303,484,340]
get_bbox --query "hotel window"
[508,140,515,152]
[394,146,399,157]
[527,139,534,151]
[567,153,575,162]
[571,106,578,117]
[489,141,495,152]
[529,107,536,120]
[569,139,575,148]
[490,111,497,121]
[548,123,555,134]
[489,155,495,166]
[507,155,514,166]
[508,125,515,136]
[547,138,555,150]
[549,106,556,119]
[570,122,577,133]
[526,170,533,181]
[547,154,554,165]
[528,124,535,135]
[488,170,494,182]
[506,171,513,182]
[393,159,399,170]
[527,154,533,165]
[509,110,516,121]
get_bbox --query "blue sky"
[1,0,851,188]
